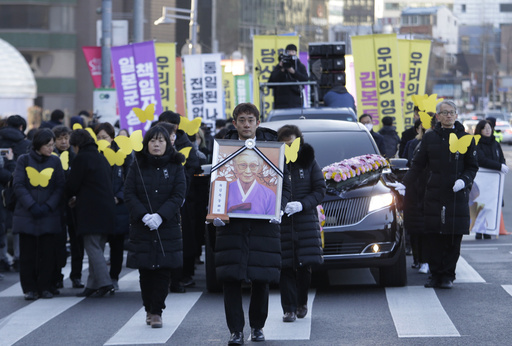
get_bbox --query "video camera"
[279,53,298,69]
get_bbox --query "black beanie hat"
[285,44,297,52]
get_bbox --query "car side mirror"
[386,158,408,182]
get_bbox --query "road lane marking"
[455,256,486,283]
[386,286,460,338]
[0,297,84,346]
[104,292,202,345]
[260,290,315,340]
[501,285,512,296]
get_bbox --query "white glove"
[387,182,406,196]
[453,179,465,192]
[501,164,509,174]
[213,217,225,227]
[284,201,303,217]
[142,213,152,225]
[146,213,163,230]
[269,211,284,224]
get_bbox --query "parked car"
[203,119,407,292]
[265,107,357,122]
[495,121,512,144]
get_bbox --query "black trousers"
[424,233,463,281]
[108,234,125,281]
[19,233,56,293]
[280,266,311,313]
[223,281,269,333]
[139,268,171,316]
[68,217,84,280]
[410,233,428,264]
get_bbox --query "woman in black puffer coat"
[13,129,65,300]
[124,126,186,328]
[473,120,508,239]
[277,125,326,322]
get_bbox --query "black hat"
[285,44,297,52]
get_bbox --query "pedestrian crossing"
[0,253,509,345]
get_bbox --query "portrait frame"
[207,138,285,221]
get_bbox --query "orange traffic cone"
[499,212,510,235]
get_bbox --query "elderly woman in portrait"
[227,149,276,215]
[13,128,65,300]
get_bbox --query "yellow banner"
[222,66,235,119]
[155,43,176,112]
[252,35,299,119]
[352,34,403,132]
[398,39,431,130]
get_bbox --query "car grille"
[323,242,366,255]
[323,197,371,226]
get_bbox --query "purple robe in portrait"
[227,179,276,215]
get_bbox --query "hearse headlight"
[368,193,393,213]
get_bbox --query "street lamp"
[154,0,198,55]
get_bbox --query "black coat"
[399,126,417,158]
[174,129,200,195]
[378,126,400,158]
[108,142,132,235]
[280,143,325,269]
[403,122,479,234]
[215,127,291,283]
[0,126,30,162]
[403,138,426,234]
[268,60,308,109]
[65,143,116,236]
[476,135,505,170]
[124,149,186,270]
[12,150,65,236]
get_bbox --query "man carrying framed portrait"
[209,103,290,345]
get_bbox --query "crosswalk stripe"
[104,292,202,345]
[116,269,142,292]
[260,290,315,340]
[501,285,512,296]
[455,256,486,283]
[0,297,84,346]
[386,286,460,337]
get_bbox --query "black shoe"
[296,304,308,318]
[40,290,53,299]
[180,276,196,287]
[51,288,60,295]
[55,280,64,289]
[411,261,420,269]
[283,311,296,322]
[90,284,115,297]
[439,278,453,289]
[170,284,186,293]
[483,234,492,239]
[24,291,39,300]
[250,328,265,342]
[11,259,19,272]
[475,233,483,239]
[0,259,10,272]
[424,277,440,288]
[228,331,244,345]
[76,288,98,297]
[71,278,85,288]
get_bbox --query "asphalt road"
[1,146,512,345]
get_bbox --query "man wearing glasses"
[403,100,478,289]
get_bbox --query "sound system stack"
[308,42,346,104]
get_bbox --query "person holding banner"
[268,44,308,109]
[473,119,508,239]
[402,100,478,289]
[214,102,291,345]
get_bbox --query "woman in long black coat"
[277,125,326,322]
[474,119,508,239]
[124,126,186,329]
[66,129,117,298]
[13,128,65,300]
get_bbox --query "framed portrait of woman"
[207,138,285,221]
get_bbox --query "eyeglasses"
[237,163,260,172]
[438,110,456,116]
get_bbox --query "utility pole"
[101,0,112,88]
[133,0,144,43]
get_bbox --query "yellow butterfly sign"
[115,130,143,155]
[72,123,83,130]
[179,146,192,166]
[102,147,127,166]
[133,104,155,124]
[449,133,478,154]
[179,117,202,136]
[419,111,432,130]
[412,94,444,114]
[284,137,301,164]
[52,151,69,170]
[26,167,54,187]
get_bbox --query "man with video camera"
[268,44,308,109]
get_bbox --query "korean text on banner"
[82,46,115,89]
[352,34,403,132]
[155,43,176,113]
[222,66,235,119]
[252,35,299,120]
[111,41,162,134]
[183,54,223,125]
[235,75,251,105]
[398,39,431,130]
